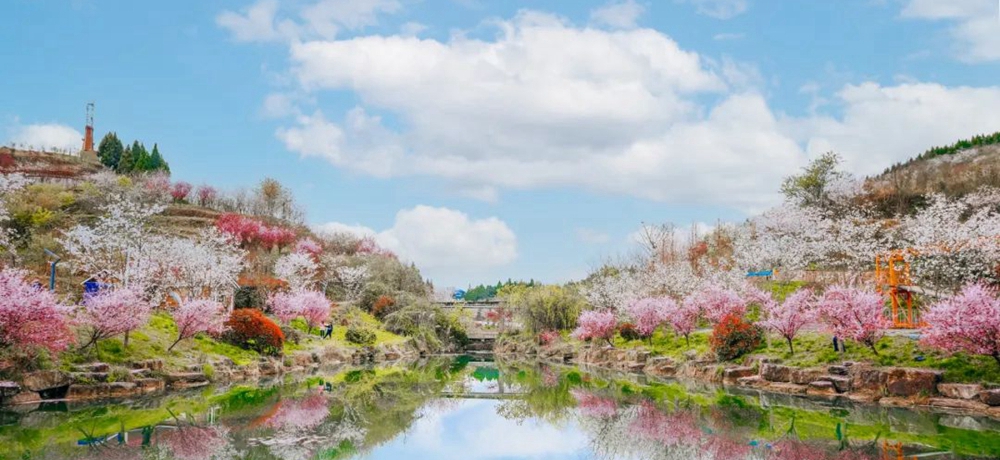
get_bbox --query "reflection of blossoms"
[541,367,558,388]
[630,401,701,448]
[571,390,618,419]
[266,393,330,430]
[159,425,232,460]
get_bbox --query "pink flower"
[265,393,330,430]
[294,238,323,256]
[170,181,192,202]
[195,185,218,207]
[686,285,747,324]
[923,283,1000,367]
[0,269,73,353]
[169,299,227,351]
[79,287,151,347]
[627,297,674,338]
[571,310,617,344]
[269,290,331,331]
[817,286,889,354]
[760,289,815,354]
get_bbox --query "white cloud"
[576,228,611,244]
[590,0,646,29]
[266,8,1000,212]
[260,92,299,118]
[677,0,749,19]
[900,0,1000,62]
[400,21,428,37]
[216,0,401,43]
[316,206,518,283]
[6,122,83,152]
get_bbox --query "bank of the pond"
[496,335,1000,419]
[0,339,419,408]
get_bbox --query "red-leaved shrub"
[371,295,395,319]
[709,313,763,362]
[223,309,285,356]
[538,330,559,346]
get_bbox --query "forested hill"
[865,131,1000,215]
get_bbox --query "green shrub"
[513,285,585,333]
[618,323,641,341]
[107,365,134,383]
[202,363,215,380]
[234,286,265,309]
[345,327,377,346]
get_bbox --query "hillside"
[0,147,103,182]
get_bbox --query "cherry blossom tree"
[817,286,889,355]
[170,181,193,202]
[169,299,227,351]
[923,283,1000,368]
[141,172,172,203]
[275,252,319,291]
[571,310,618,346]
[684,285,746,324]
[627,297,673,339]
[582,268,646,315]
[0,268,73,353]
[294,238,323,257]
[662,297,701,346]
[195,185,218,207]
[78,287,151,349]
[759,289,815,354]
[269,290,331,332]
[331,264,369,301]
[0,173,29,255]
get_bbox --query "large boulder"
[807,381,837,396]
[722,367,756,385]
[643,357,676,377]
[884,368,941,397]
[850,366,887,395]
[790,368,825,385]
[938,384,982,401]
[980,389,1000,407]
[760,364,792,383]
[820,375,852,393]
[21,370,70,392]
[0,381,20,399]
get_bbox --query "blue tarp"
[746,270,774,277]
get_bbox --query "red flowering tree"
[571,310,618,346]
[269,290,331,333]
[215,214,297,250]
[817,286,889,355]
[0,269,73,354]
[169,299,227,351]
[759,289,815,354]
[923,283,1000,368]
[195,185,218,207]
[170,181,192,202]
[78,287,151,349]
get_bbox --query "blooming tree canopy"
[0,173,29,255]
[0,268,73,353]
[627,298,673,338]
[294,238,323,257]
[684,285,746,324]
[331,264,369,301]
[817,286,889,354]
[195,185,218,207]
[923,283,1000,368]
[759,289,815,354]
[169,299,227,351]
[269,290,331,332]
[275,252,319,291]
[170,181,192,202]
[78,286,151,349]
[666,297,701,345]
[571,310,618,345]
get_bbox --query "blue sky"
[3,0,1000,288]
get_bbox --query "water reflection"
[0,358,996,459]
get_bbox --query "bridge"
[435,300,509,344]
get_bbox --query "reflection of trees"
[494,364,577,425]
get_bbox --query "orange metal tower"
[874,249,922,328]
[82,102,95,152]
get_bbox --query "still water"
[2,356,999,460]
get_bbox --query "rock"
[849,366,887,394]
[847,393,881,403]
[743,355,781,367]
[0,381,20,399]
[132,359,164,371]
[643,357,676,377]
[770,382,809,395]
[135,378,165,394]
[938,384,982,400]
[164,373,208,386]
[105,382,137,398]
[723,367,756,384]
[828,365,848,376]
[790,368,825,385]
[259,361,282,376]
[70,372,109,383]
[760,364,792,383]
[884,368,941,397]
[820,375,852,393]
[72,363,110,372]
[683,350,698,360]
[807,381,837,396]
[928,398,989,412]
[21,370,70,392]
[979,389,1000,406]
[8,392,40,405]
[736,376,764,387]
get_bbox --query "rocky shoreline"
[0,341,418,408]
[495,338,1000,419]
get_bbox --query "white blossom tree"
[275,251,320,291]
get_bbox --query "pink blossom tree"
[269,290,331,333]
[195,185,218,207]
[760,289,815,354]
[685,285,746,324]
[571,310,618,346]
[78,287,151,350]
[170,181,193,202]
[923,283,1000,368]
[667,297,702,346]
[265,393,330,430]
[0,269,73,354]
[169,299,227,351]
[627,297,673,339]
[294,238,323,257]
[817,286,889,355]
[571,389,618,419]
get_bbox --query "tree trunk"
[124,331,130,349]
[786,337,795,355]
[868,341,879,356]
[167,336,183,352]
[684,334,690,347]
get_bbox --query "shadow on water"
[0,355,998,459]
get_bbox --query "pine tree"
[132,141,151,172]
[118,145,135,173]
[97,132,123,170]
[148,143,165,171]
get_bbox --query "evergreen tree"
[118,145,135,173]
[148,143,165,171]
[96,132,123,170]
[132,141,151,172]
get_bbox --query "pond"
[2,356,1000,459]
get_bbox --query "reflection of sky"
[365,399,590,460]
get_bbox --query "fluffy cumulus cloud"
[229,3,1000,211]
[590,0,646,29]
[315,205,517,283]
[216,0,400,42]
[6,122,83,152]
[900,0,1000,62]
